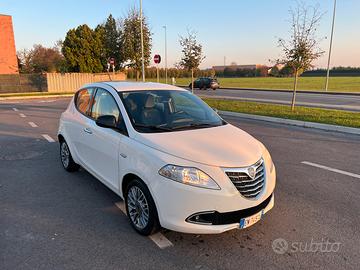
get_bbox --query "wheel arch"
[121,173,161,226]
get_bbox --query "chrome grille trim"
[224,158,265,199]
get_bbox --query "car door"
[69,87,96,164]
[81,88,126,190]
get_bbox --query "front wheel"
[125,179,160,235]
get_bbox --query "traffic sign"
[109,57,115,65]
[154,54,161,64]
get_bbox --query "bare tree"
[178,30,205,93]
[277,2,325,111]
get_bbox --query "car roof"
[85,81,186,92]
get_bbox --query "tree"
[178,30,205,92]
[96,14,123,70]
[17,44,64,73]
[31,44,64,73]
[62,24,104,73]
[17,49,33,73]
[121,8,151,80]
[277,2,324,110]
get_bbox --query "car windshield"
[119,90,226,133]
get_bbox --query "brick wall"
[0,15,19,74]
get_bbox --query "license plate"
[239,210,264,229]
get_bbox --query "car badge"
[248,166,256,179]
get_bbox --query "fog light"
[186,211,216,225]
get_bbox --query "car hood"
[134,124,263,167]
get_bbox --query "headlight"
[158,165,220,190]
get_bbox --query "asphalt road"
[1,97,359,270]
[193,88,360,112]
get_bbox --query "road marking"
[115,202,126,213]
[41,134,55,143]
[12,107,18,111]
[115,201,173,249]
[149,232,174,249]
[301,161,360,179]
[19,113,26,118]
[39,100,56,103]
[28,122,38,128]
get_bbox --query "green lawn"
[141,77,360,92]
[203,98,360,128]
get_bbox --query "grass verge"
[203,98,360,128]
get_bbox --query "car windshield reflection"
[119,90,226,133]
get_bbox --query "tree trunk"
[291,70,298,111]
[191,68,194,93]
[136,70,139,82]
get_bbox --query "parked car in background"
[189,77,219,90]
[58,82,275,236]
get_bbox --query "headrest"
[144,94,156,108]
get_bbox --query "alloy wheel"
[127,186,150,229]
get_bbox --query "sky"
[1,0,360,69]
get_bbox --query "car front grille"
[225,159,265,199]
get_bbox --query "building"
[0,14,18,74]
[212,64,266,72]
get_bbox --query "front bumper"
[152,163,276,234]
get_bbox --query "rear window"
[75,88,94,115]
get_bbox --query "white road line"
[115,201,173,249]
[12,107,18,111]
[38,100,56,103]
[28,122,38,128]
[148,232,174,249]
[19,113,26,118]
[301,161,360,179]
[41,134,55,143]
[115,202,126,213]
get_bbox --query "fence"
[46,72,126,93]
[0,72,126,94]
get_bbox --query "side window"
[90,88,121,122]
[76,88,94,115]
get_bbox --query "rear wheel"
[60,140,80,172]
[125,179,160,235]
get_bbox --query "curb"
[219,110,360,136]
[177,85,360,96]
[0,94,73,101]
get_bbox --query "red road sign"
[109,57,115,65]
[154,54,161,64]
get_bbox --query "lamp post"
[140,0,145,82]
[325,0,337,92]
[163,25,168,84]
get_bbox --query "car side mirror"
[96,115,117,129]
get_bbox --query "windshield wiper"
[133,123,172,132]
[171,122,218,130]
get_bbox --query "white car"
[58,82,276,235]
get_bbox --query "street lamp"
[163,25,168,84]
[325,0,337,92]
[140,0,145,82]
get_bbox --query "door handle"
[83,127,93,134]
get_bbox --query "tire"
[60,140,80,172]
[125,178,160,236]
